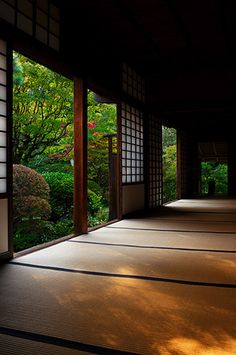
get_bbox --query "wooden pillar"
[144,110,149,211]
[177,130,199,199]
[228,142,236,196]
[73,77,87,234]
[177,130,185,199]
[191,142,200,197]
[117,102,123,219]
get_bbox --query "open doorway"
[162,126,177,203]
[12,52,74,253]
[198,142,228,196]
[201,162,228,195]
[87,91,118,228]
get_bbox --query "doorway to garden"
[87,91,118,228]
[200,162,228,196]
[12,51,74,253]
[198,142,228,196]
[162,125,177,204]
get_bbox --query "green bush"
[43,172,74,221]
[88,189,103,216]
[13,164,51,222]
[43,171,106,220]
[13,219,73,252]
[88,180,103,197]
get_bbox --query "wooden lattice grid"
[148,115,162,208]
[121,102,144,184]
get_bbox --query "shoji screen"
[121,63,146,214]
[0,37,9,257]
[0,0,60,51]
[148,115,162,208]
[121,103,144,184]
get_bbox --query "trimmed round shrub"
[13,164,51,222]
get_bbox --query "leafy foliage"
[87,91,117,203]
[42,172,74,221]
[162,127,177,203]
[87,91,116,140]
[13,219,73,252]
[201,162,227,194]
[162,126,177,147]
[13,52,73,164]
[13,164,51,222]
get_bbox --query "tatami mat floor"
[0,198,236,354]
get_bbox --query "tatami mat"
[0,198,236,354]
[0,334,89,355]
[13,238,236,284]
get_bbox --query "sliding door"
[0,37,12,260]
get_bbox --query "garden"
[13,52,117,252]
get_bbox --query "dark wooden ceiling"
[56,0,236,138]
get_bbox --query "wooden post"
[228,142,236,196]
[73,77,88,234]
[176,129,182,199]
[117,101,122,220]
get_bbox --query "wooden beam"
[73,77,88,234]
[165,0,192,48]
[217,0,234,57]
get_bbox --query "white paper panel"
[0,101,7,116]
[0,163,7,177]
[36,9,48,27]
[0,148,6,162]
[4,0,15,6]
[0,54,7,70]
[49,34,59,51]
[0,86,6,101]
[20,0,33,17]
[0,117,6,131]
[0,70,7,85]
[0,199,8,253]
[0,132,7,146]
[17,13,33,35]
[36,25,47,44]
[50,19,59,35]
[0,0,15,25]
[50,4,59,20]
[0,40,7,55]
[0,178,6,193]
[37,0,48,12]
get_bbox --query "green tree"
[13,52,73,165]
[163,145,177,203]
[162,126,176,147]
[87,91,117,199]
[201,162,227,194]
[162,126,177,203]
